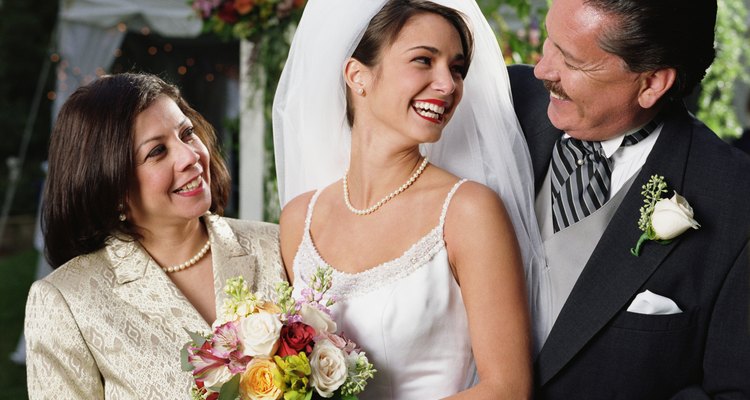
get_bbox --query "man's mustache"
[543,80,569,100]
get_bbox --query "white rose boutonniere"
[631,175,700,256]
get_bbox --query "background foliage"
[697,0,750,139]
[479,0,547,65]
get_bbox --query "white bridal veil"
[273,0,548,348]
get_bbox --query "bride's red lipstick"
[412,99,449,124]
[416,99,448,107]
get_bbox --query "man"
[509,0,750,398]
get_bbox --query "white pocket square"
[626,290,682,315]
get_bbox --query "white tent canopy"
[53,0,202,118]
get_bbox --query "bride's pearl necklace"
[343,156,429,216]
[162,236,211,273]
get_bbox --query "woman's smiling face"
[127,95,212,230]
[360,12,467,144]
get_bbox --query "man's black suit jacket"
[509,64,750,399]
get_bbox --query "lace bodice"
[293,179,477,399]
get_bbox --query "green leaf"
[217,374,241,400]
[184,328,208,347]
[180,342,195,372]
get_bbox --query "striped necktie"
[550,119,660,232]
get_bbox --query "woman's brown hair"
[43,73,230,268]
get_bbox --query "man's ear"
[344,58,369,95]
[638,68,676,109]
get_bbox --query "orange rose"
[240,359,284,400]
[235,0,254,15]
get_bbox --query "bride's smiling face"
[358,12,466,144]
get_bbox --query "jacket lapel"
[108,236,210,342]
[204,214,258,312]
[109,214,257,341]
[536,104,693,385]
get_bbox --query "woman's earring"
[357,87,365,96]
[118,204,126,222]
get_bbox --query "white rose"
[298,303,337,334]
[202,364,233,389]
[651,191,700,240]
[237,311,282,358]
[309,339,348,397]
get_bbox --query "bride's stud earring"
[357,87,365,96]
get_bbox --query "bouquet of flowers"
[182,267,376,400]
[191,0,305,41]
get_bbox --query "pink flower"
[277,322,316,357]
[189,342,224,375]
[226,351,252,375]
[319,331,357,353]
[188,342,234,387]
[210,321,240,358]
[192,0,222,19]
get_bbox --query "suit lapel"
[536,105,693,385]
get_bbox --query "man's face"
[534,0,649,141]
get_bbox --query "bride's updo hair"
[345,0,474,126]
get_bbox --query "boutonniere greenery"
[631,175,700,256]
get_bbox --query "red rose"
[217,0,239,23]
[195,381,219,400]
[277,322,316,357]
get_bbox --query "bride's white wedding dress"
[292,180,477,399]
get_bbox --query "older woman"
[25,73,285,399]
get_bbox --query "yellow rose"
[240,359,284,400]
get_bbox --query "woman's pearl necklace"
[343,156,429,216]
[162,236,211,273]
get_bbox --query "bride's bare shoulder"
[280,190,316,228]
[445,180,509,226]
[279,190,318,280]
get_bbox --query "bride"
[273,0,543,398]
